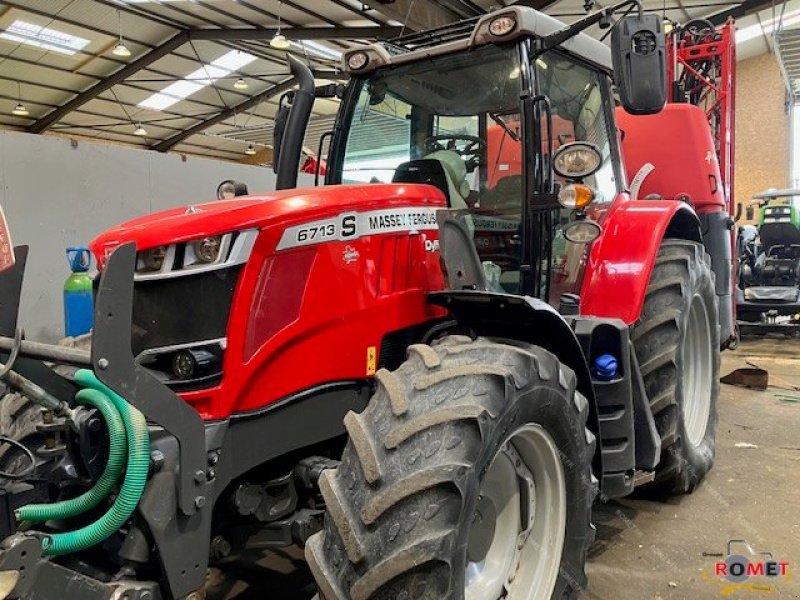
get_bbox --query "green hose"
[16,388,127,522]
[38,369,151,556]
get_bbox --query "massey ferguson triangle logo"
[342,245,360,264]
[702,540,793,594]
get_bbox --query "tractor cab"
[324,6,660,306]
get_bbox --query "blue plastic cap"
[593,353,618,381]
[66,247,91,272]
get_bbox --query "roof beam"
[189,26,403,41]
[27,25,398,135]
[28,31,191,134]
[151,78,296,152]
[359,1,460,32]
[709,0,776,25]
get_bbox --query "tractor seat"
[393,150,471,210]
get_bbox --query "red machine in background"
[615,19,737,345]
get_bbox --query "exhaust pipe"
[275,55,315,191]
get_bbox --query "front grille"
[131,266,241,357]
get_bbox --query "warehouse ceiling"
[0,0,788,161]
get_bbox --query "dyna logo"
[703,540,793,594]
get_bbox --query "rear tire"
[631,240,720,495]
[306,336,596,600]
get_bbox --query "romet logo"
[702,540,793,594]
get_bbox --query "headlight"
[142,246,167,271]
[346,51,369,71]
[192,236,222,263]
[553,142,603,180]
[489,15,517,36]
[558,183,596,209]
[563,220,602,244]
[171,348,216,380]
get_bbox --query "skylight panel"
[0,20,90,55]
[138,50,257,111]
[736,9,800,44]
[294,40,342,60]
[212,50,258,71]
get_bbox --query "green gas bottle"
[64,247,93,337]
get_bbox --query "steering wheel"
[682,19,715,42]
[424,134,486,171]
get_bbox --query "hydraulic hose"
[36,369,150,556]
[15,388,127,522]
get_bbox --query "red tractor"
[0,3,734,599]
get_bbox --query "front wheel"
[306,336,596,600]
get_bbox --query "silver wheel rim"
[465,424,566,600]
[682,293,713,447]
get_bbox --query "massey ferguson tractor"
[0,3,735,599]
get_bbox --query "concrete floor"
[210,337,800,599]
[585,337,800,599]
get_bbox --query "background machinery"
[737,188,800,336]
[0,4,733,600]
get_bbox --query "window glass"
[535,53,617,304]
[342,89,412,183]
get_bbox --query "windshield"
[341,44,523,192]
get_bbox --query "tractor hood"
[90,183,446,267]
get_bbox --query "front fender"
[581,200,701,324]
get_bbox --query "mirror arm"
[540,0,642,50]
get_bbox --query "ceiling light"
[245,145,257,156]
[270,33,290,50]
[11,82,28,117]
[234,77,249,90]
[270,2,291,50]
[138,49,257,111]
[133,123,147,136]
[0,20,90,55]
[113,11,132,57]
[113,41,131,57]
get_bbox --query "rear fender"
[427,290,600,475]
[581,200,701,324]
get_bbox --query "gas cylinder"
[64,247,93,337]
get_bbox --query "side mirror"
[610,14,667,115]
[746,204,755,221]
[0,206,15,274]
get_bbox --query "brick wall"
[735,52,790,221]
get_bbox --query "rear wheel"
[631,239,720,494]
[306,336,596,600]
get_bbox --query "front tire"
[306,336,596,600]
[631,240,720,495]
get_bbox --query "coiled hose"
[16,388,127,522]
[23,369,151,556]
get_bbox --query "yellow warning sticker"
[366,346,377,376]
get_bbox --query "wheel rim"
[682,293,713,447]
[465,424,566,600]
